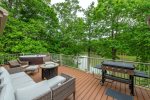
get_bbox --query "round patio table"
[40,62,59,80]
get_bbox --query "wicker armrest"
[60,73,73,81]
[52,73,76,100]
[34,74,75,100]
[7,67,23,74]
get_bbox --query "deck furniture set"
[8,55,59,74]
[0,66,75,100]
[0,55,75,100]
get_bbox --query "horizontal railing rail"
[0,53,149,88]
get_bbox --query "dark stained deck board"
[82,79,100,100]
[146,89,150,98]
[76,76,97,100]
[99,82,111,100]
[140,88,150,100]
[30,66,150,100]
[121,82,126,94]
[125,82,131,96]
[136,87,145,100]
[79,79,98,100]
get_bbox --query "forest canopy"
[0,0,150,62]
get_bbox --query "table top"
[102,61,134,70]
[40,63,59,69]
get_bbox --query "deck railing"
[0,53,150,88]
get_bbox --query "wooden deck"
[30,66,150,100]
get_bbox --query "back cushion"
[0,67,15,100]
[0,67,11,81]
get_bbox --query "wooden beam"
[0,7,8,35]
[0,13,3,32]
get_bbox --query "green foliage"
[11,38,48,53]
[94,0,150,61]
[0,0,58,54]
[0,0,150,62]
[52,0,84,55]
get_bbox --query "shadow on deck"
[30,66,150,100]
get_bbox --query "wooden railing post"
[76,56,79,68]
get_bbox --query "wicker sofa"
[0,67,75,100]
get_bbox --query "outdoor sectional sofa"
[0,67,75,100]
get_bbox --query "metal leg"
[129,75,132,89]
[101,69,105,86]
[73,91,75,100]
[130,75,134,95]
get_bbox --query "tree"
[52,0,84,55]
[127,0,150,62]
[0,0,58,53]
[84,2,102,57]
[94,0,137,60]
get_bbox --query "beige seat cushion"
[10,72,27,79]
[11,73,34,89]
[47,75,66,89]
[25,65,39,71]
[15,80,50,100]
[13,81,35,90]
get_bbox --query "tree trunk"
[8,0,13,9]
[87,46,91,71]
[111,23,117,60]
[112,47,117,60]
[87,23,91,71]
